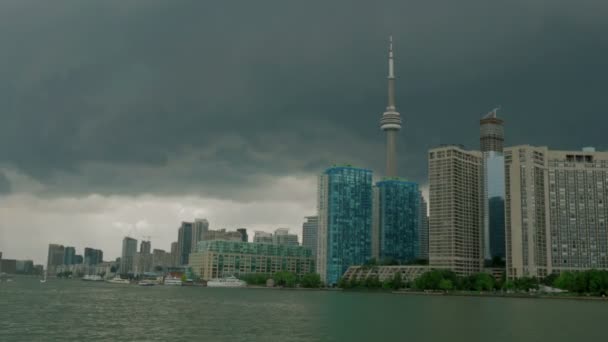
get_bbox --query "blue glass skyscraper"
[317,166,372,286]
[372,180,420,264]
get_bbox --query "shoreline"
[390,290,608,302]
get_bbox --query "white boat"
[163,276,182,286]
[206,275,246,288]
[106,276,130,285]
[82,275,103,282]
[138,279,156,286]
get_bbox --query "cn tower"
[379,36,402,177]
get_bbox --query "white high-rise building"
[428,145,483,276]
[505,146,608,279]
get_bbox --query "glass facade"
[483,152,506,261]
[318,166,372,286]
[375,180,420,263]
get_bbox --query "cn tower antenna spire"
[380,35,402,178]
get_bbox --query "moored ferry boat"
[82,275,104,282]
[163,276,182,286]
[206,275,246,288]
[106,276,130,285]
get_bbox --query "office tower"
[47,244,65,275]
[429,145,483,276]
[84,248,103,265]
[480,108,506,262]
[379,36,402,177]
[190,240,315,280]
[372,180,420,263]
[418,194,429,260]
[177,222,193,265]
[63,246,76,265]
[273,228,299,246]
[302,216,318,257]
[202,229,243,242]
[236,228,248,242]
[120,237,138,274]
[253,231,274,244]
[317,166,373,286]
[504,146,608,279]
[140,241,151,254]
[192,218,210,251]
[74,255,83,264]
[170,242,179,267]
[16,260,34,274]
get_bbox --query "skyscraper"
[140,241,151,254]
[120,237,138,274]
[84,248,103,265]
[46,244,65,275]
[63,246,76,265]
[177,222,193,265]
[504,146,608,279]
[192,218,210,251]
[418,194,429,260]
[480,108,506,262]
[170,241,179,267]
[253,231,274,244]
[302,216,318,257]
[317,166,373,286]
[372,180,420,264]
[236,228,248,242]
[379,36,402,178]
[429,145,483,276]
[273,228,299,246]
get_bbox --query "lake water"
[1,277,606,341]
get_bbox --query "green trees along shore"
[238,272,322,288]
[337,269,608,296]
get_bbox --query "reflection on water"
[1,277,606,342]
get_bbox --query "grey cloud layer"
[0,0,607,198]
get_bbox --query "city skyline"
[2,1,608,265]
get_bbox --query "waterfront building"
[189,240,314,281]
[177,222,193,265]
[152,249,173,269]
[342,265,430,283]
[74,255,83,264]
[379,36,402,178]
[418,194,429,260]
[16,260,34,274]
[480,109,506,262]
[192,218,210,251]
[428,145,483,276]
[317,165,373,286]
[47,244,65,275]
[302,216,318,257]
[273,228,299,246]
[120,237,138,274]
[236,228,248,242]
[170,242,179,267]
[253,231,273,244]
[372,179,420,264]
[0,259,17,274]
[504,146,608,279]
[133,252,153,275]
[84,248,103,265]
[63,247,76,265]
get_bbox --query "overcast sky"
[1,0,607,264]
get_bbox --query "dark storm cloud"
[0,0,607,197]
